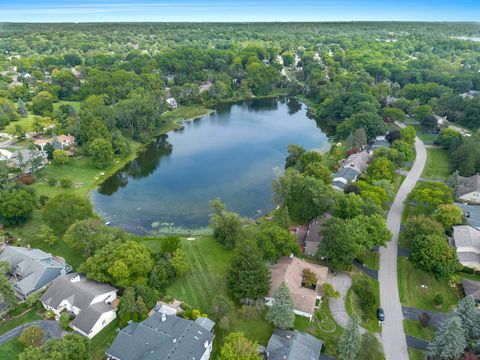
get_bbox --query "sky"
[0,0,479,22]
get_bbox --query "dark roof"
[40,273,116,334]
[462,279,480,301]
[455,202,480,228]
[194,317,215,332]
[333,167,359,182]
[367,136,390,152]
[106,313,214,360]
[266,329,322,360]
[457,174,480,198]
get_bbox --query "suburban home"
[266,256,329,320]
[452,225,480,270]
[367,136,390,155]
[199,81,212,93]
[0,148,12,161]
[40,273,118,339]
[265,329,322,360]
[461,279,480,304]
[384,96,399,105]
[106,312,215,360]
[341,150,371,174]
[0,246,70,300]
[34,134,76,151]
[303,215,331,257]
[434,114,448,127]
[155,299,183,315]
[460,90,480,99]
[457,174,480,205]
[455,202,480,229]
[166,97,178,109]
[332,167,360,191]
[9,149,48,172]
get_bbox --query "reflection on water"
[90,97,330,234]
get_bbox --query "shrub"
[302,268,317,289]
[419,312,431,327]
[39,195,49,206]
[59,312,71,330]
[53,149,69,165]
[433,294,444,306]
[60,177,73,188]
[19,326,44,348]
[352,278,376,320]
[47,177,57,186]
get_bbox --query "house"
[461,279,480,304]
[265,329,323,360]
[455,202,480,229]
[34,134,76,151]
[457,174,480,204]
[9,149,48,172]
[342,150,371,174]
[460,90,480,99]
[434,114,448,127]
[452,225,480,270]
[303,215,331,257]
[385,96,399,105]
[154,299,182,315]
[106,312,215,360]
[0,149,12,161]
[0,246,70,300]
[332,167,360,191]
[367,136,390,155]
[199,81,212,93]
[166,97,178,109]
[266,256,328,320]
[448,125,471,137]
[40,273,117,339]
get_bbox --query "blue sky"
[0,0,479,22]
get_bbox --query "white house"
[40,273,118,339]
[452,225,480,270]
[457,174,480,205]
[0,149,12,161]
[166,97,178,109]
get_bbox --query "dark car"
[377,307,385,322]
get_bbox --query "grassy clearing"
[421,148,451,180]
[345,269,381,333]
[52,100,81,113]
[161,105,213,123]
[403,319,435,341]
[294,299,344,357]
[356,250,380,271]
[90,318,119,360]
[397,257,461,312]
[409,348,426,360]
[164,236,234,314]
[0,339,25,359]
[417,133,438,143]
[0,309,41,335]
[4,114,53,135]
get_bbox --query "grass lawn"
[164,236,234,314]
[0,309,41,335]
[421,148,451,180]
[403,319,435,341]
[417,133,438,143]
[294,299,344,357]
[459,272,480,282]
[0,339,25,360]
[161,105,213,123]
[409,348,426,360]
[90,318,119,360]
[4,114,55,135]
[397,257,461,312]
[52,100,81,113]
[356,250,380,271]
[345,269,381,333]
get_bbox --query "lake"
[90,97,329,234]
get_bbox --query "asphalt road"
[0,320,61,345]
[379,136,427,360]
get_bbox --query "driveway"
[0,320,61,346]
[378,136,427,360]
[327,272,367,334]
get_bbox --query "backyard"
[421,148,451,180]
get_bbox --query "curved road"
[379,136,426,360]
[0,320,61,345]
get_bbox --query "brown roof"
[269,256,328,315]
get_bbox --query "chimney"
[70,274,81,283]
[204,340,209,349]
[286,334,291,340]
[161,313,166,322]
[172,338,177,343]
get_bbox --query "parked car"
[377,307,385,321]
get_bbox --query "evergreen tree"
[228,240,270,303]
[118,287,136,318]
[356,332,385,360]
[17,98,28,117]
[265,282,295,329]
[454,296,480,344]
[338,316,361,360]
[427,315,466,360]
[346,133,355,149]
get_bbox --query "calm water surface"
[90,98,329,234]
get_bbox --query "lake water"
[90,97,329,234]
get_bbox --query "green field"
[409,348,426,360]
[90,318,119,360]
[345,270,381,333]
[403,319,435,341]
[421,148,451,180]
[356,250,380,271]
[0,309,41,336]
[52,100,81,113]
[0,339,25,360]
[397,257,461,312]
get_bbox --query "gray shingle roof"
[457,174,480,198]
[0,246,67,298]
[106,313,214,360]
[40,273,116,334]
[194,317,215,332]
[333,167,359,182]
[462,279,480,301]
[266,329,322,360]
[455,202,480,229]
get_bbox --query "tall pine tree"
[265,282,295,329]
[338,315,361,360]
[454,296,480,345]
[427,315,466,360]
[228,240,270,303]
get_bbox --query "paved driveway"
[379,137,427,360]
[0,320,61,346]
